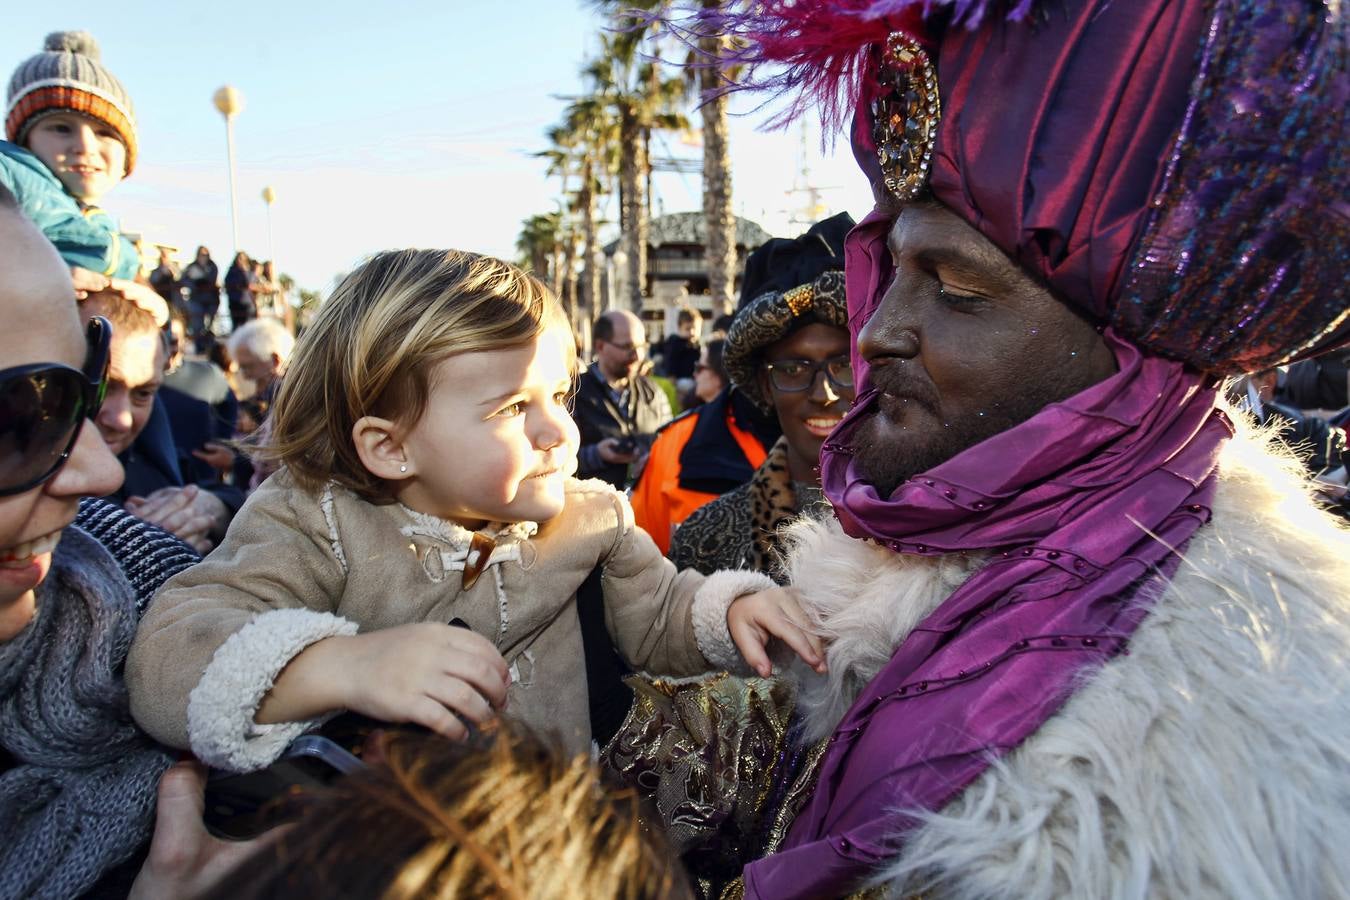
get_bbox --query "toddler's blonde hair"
[264,249,571,498]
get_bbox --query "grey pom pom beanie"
[5,31,138,174]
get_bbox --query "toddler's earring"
[399,464,408,473]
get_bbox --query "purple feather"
[629,0,1036,136]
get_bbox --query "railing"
[650,258,747,278]
[650,258,706,277]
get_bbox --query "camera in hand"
[614,435,638,455]
[202,712,433,840]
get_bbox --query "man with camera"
[572,309,672,489]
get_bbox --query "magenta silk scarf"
[745,209,1233,897]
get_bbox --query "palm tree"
[560,93,618,328]
[584,25,688,312]
[537,129,579,313]
[697,0,737,316]
[603,0,739,314]
[516,212,562,285]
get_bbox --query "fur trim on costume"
[187,608,358,772]
[692,570,778,674]
[781,519,986,743]
[785,418,1350,897]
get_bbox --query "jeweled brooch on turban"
[871,32,941,201]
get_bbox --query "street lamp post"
[212,86,244,253]
[261,185,276,264]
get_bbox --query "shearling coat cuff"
[187,608,358,772]
[692,569,777,674]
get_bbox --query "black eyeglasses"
[0,316,111,496]
[763,355,855,393]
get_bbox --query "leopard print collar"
[748,436,825,577]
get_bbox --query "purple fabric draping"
[729,0,1341,893]
[744,212,1232,897]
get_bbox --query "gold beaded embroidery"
[783,284,815,317]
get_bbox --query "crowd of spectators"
[2,12,1348,900]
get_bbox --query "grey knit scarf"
[0,527,173,900]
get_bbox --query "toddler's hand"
[329,623,510,740]
[727,587,826,678]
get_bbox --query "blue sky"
[2,2,874,291]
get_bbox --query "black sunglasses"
[0,316,111,496]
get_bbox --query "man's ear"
[269,352,283,372]
[352,416,410,481]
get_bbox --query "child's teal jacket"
[0,140,140,279]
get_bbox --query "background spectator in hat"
[632,214,851,558]
[670,268,855,579]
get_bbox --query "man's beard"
[850,402,1016,498]
[850,363,1103,498]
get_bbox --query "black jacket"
[109,394,244,518]
[572,365,671,488]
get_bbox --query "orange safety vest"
[631,405,768,555]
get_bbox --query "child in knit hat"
[1,31,165,323]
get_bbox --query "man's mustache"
[866,362,939,414]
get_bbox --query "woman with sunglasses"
[0,189,226,898]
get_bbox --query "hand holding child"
[108,278,170,326]
[727,586,827,678]
[258,623,511,741]
[70,271,169,325]
[70,266,110,300]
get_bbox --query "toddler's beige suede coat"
[126,470,765,770]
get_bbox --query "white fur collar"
[781,417,1350,898]
[779,518,985,743]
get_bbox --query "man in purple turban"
[615,0,1349,896]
